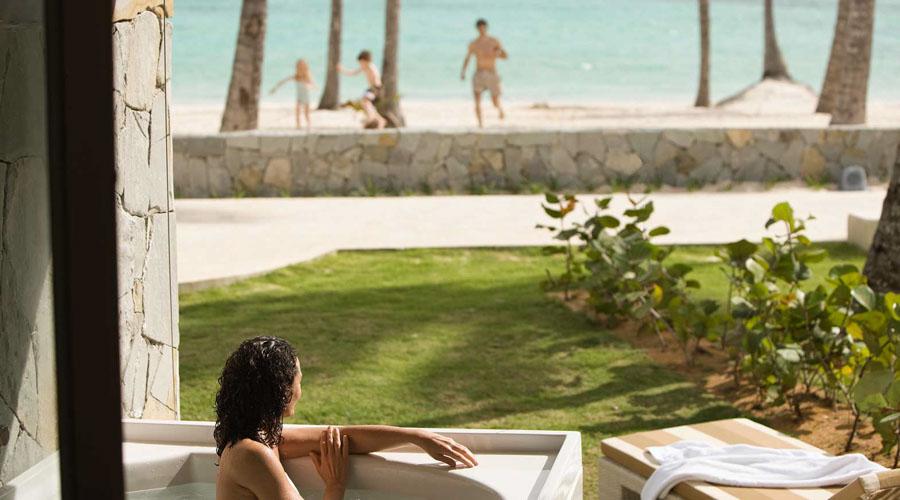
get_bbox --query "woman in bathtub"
[214,336,477,499]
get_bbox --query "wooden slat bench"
[599,418,848,500]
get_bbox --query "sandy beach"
[173,80,900,134]
[173,98,900,134]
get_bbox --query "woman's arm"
[280,425,477,467]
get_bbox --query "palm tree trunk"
[379,0,405,127]
[694,0,710,107]
[828,0,876,125]
[318,0,342,110]
[220,0,267,131]
[864,146,900,292]
[763,0,792,80]
[817,0,875,123]
[817,0,850,114]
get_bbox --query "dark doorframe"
[44,0,126,497]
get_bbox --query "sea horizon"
[173,0,900,107]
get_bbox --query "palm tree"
[762,0,792,80]
[379,0,405,127]
[817,0,876,124]
[220,0,267,131]
[694,0,710,107]
[864,146,900,292]
[318,0,343,110]
[816,0,850,114]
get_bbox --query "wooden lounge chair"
[831,469,900,500]
[599,418,897,500]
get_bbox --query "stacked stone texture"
[0,5,58,484]
[113,0,180,420]
[0,1,179,486]
[174,128,900,197]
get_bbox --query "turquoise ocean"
[173,0,900,105]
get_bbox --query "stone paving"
[176,189,886,291]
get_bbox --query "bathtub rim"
[122,418,582,499]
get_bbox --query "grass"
[179,243,866,497]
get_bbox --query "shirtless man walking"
[461,19,507,128]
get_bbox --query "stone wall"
[173,128,900,197]
[113,0,180,420]
[0,1,58,486]
[0,0,178,486]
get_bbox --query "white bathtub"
[123,419,583,500]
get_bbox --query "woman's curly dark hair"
[214,336,299,456]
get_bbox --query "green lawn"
[179,244,865,497]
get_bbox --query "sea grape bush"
[539,194,900,459]
[538,193,718,364]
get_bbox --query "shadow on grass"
[180,250,738,437]
[180,276,608,416]
[401,357,738,434]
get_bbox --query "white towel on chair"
[640,440,886,500]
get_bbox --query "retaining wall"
[173,128,900,197]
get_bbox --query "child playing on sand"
[270,59,316,130]
[337,50,387,129]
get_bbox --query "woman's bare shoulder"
[222,439,277,466]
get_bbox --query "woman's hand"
[310,426,349,498]
[415,431,478,468]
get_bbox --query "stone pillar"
[0,2,58,486]
[113,0,180,419]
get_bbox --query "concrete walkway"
[176,189,886,291]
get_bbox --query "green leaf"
[667,263,692,279]
[731,297,756,318]
[771,202,794,224]
[776,347,802,363]
[554,229,580,241]
[886,382,900,408]
[828,264,860,279]
[876,419,899,454]
[852,285,876,311]
[852,311,887,333]
[886,292,900,321]
[700,299,719,315]
[746,257,767,283]
[595,215,620,228]
[542,204,563,218]
[624,202,654,223]
[847,322,864,340]
[544,193,560,204]
[648,226,671,237]
[595,197,613,209]
[723,239,758,263]
[880,412,900,425]
[797,248,827,264]
[854,368,893,411]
